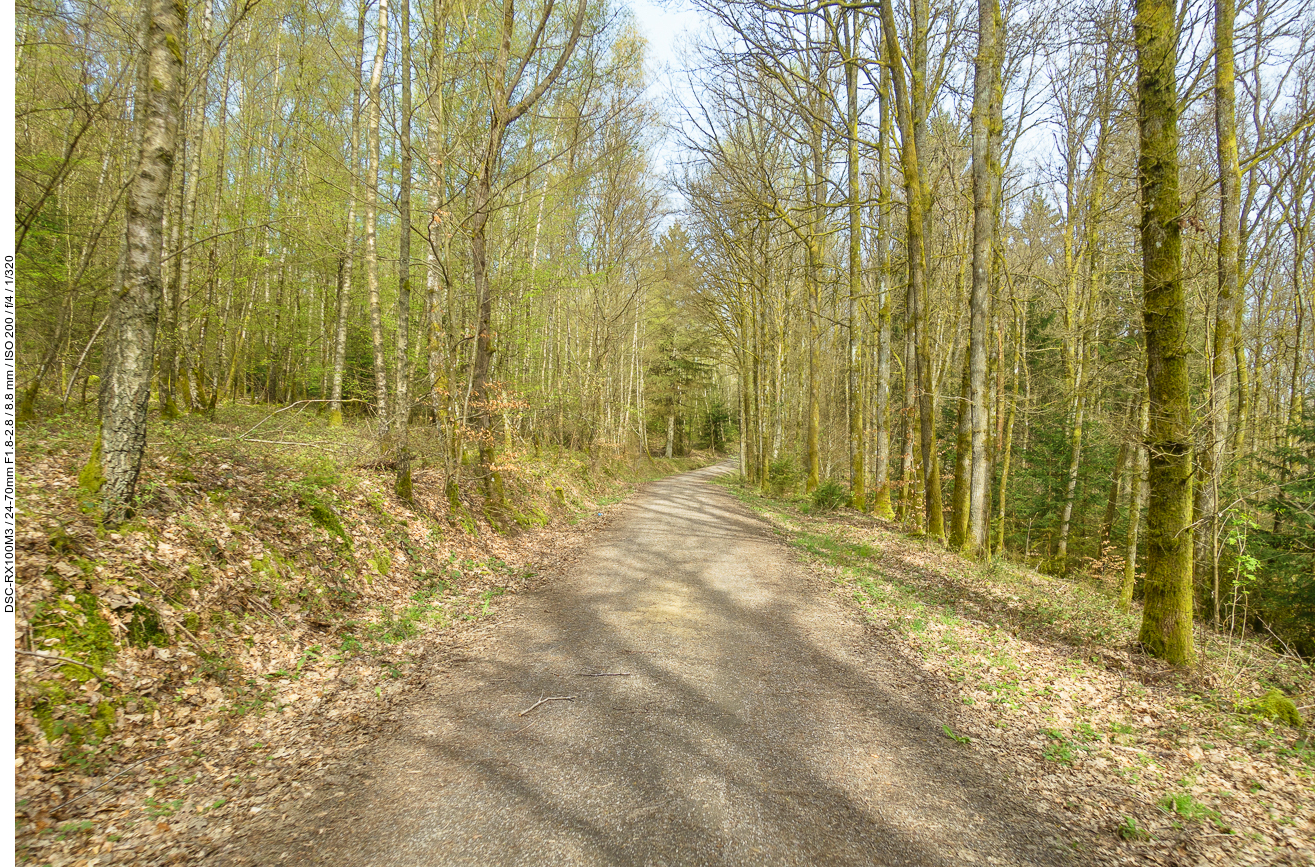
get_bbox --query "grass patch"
[361,559,520,644]
[1158,791,1229,831]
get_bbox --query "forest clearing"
[10,0,1315,860]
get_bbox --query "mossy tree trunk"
[871,54,895,519]
[881,0,943,541]
[1135,0,1195,665]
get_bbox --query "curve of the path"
[229,463,1073,867]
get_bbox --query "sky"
[625,0,705,94]
[623,0,709,212]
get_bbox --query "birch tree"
[83,0,184,522]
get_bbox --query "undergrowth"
[717,471,1313,861]
[16,399,718,781]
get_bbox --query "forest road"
[222,462,1076,867]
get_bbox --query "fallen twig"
[16,650,131,683]
[517,695,576,717]
[51,756,153,814]
[573,672,632,677]
[229,398,371,443]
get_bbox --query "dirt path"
[220,464,1079,866]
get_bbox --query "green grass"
[1158,791,1229,831]
[361,560,518,644]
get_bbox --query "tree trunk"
[426,0,453,465]
[160,130,183,416]
[1135,0,1195,665]
[169,0,213,416]
[470,140,499,485]
[469,0,587,508]
[365,0,390,436]
[1205,0,1241,623]
[86,0,184,522]
[844,8,865,510]
[1055,393,1086,568]
[994,298,1022,556]
[330,2,366,428]
[897,302,920,527]
[394,0,413,501]
[871,57,895,518]
[1101,406,1132,547]
[1121,391,1151,610]
[881,0,943,540]
[804,49,824,496]
[967,0,1003,555]
[951,352,972,549]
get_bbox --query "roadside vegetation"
[15,402,716,865]
[720,474,1313,866]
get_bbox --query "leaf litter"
[733,488,1314,867]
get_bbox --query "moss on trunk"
[1135,0,1195,665]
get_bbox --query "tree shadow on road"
[226,469,1082,867]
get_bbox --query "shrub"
[767,457,799,496]
[810,479,848,512]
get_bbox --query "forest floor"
[13,402,714,866]
[718,477,1314,866]
[14,419,1313,865]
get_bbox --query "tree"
[467,0,588,512]
[329,1,366,428]
[84,0,185,522]
[1135,0,1195,665]
[869,53,896,519]
[365,0,390,435]
[881,0,944,541]
[964,0,1003,555]
[394,0,414,500]
[1201,0,1241,622]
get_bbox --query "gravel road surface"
[225,463,1074,866]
